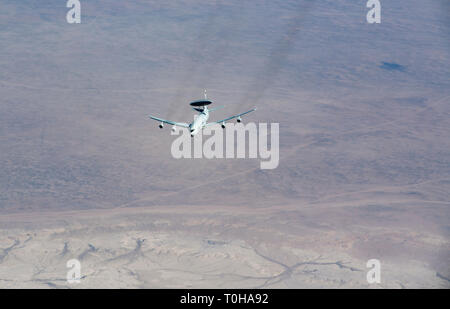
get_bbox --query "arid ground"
[0,0,449,288]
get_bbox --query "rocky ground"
[1,200,448,288]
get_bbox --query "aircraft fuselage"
[189,107,209,136]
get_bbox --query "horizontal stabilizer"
[193,107,204,112]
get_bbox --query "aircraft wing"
[149,116,190,128]
[206,108,256,126]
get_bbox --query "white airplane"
[149,90,256,137]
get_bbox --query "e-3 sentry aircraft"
[149,90,256,137]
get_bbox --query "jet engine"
[159,122,164,129]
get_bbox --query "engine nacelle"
[159,122,164,129]
[236,117,242,123]
[171,125,176,132]
[221,122,226,129]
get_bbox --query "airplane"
[149,90,256,137]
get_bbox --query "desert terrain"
[0,0,449,288]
